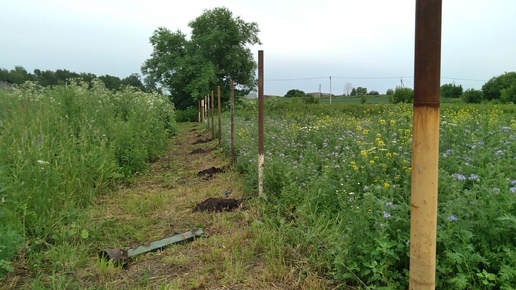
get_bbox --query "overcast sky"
[2,0,515,95]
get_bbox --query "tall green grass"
[0,80,175,276]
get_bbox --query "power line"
[265,75,412,82]
[441,77,487,82]
[265,75,488,83]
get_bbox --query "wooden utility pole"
[409,0,442,289]
[258,50,264,197]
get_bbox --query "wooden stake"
[230,81,235,165]
[258,50,264,197]
[217,86,221,146]
[409,0,442,289]
[211,90,215,139]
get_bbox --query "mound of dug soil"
[193,197,241,212]
[190,148,211,154]
[192,138,211,144]
[197,166,226,178]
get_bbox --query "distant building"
[307,92,332,98]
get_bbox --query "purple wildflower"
[468,174,480,181]
[448,215,458,222]
[452,173,466,181]
[385,201,395,209]
[383,211,391,218]
[510,187,516,193]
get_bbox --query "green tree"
[356,87,367,95]
[38,70,58,86]
[392,86,414,103]
[386,88,394,95]
[440,83,463,98]
[8,66,32,84]
[367,90,379,95]
[500,83,516,103]
[121,73,146,91]
[0,68,10,83]
[481,71,516,101]
[462,88,484,103]
[141,7,260,109]
[284,89,306,98]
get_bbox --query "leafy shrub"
[482,71,516,101]
[500,83,516,104]
[175,107,199,122]
[284,89,307,98]
[462,88,484,103]
[392,87,414,103]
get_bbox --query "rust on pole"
[230,80,235,165]
[217,85,222,146]
[206,95,210,130]
[198,99,201,122]
[409,0,442,289]
[211,90,215,140]
[258,50,264,197]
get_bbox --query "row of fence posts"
[197,51,264,197]
[199,8,442,285]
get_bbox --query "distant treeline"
[0,66,147,91]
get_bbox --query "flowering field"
[222,101,516,289]
[0,81,175,277]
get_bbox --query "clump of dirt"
[197,166,226,178]
[192,138,211,144]
[190,148,211,154]
[193,198,241,212]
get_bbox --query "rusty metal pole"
[258,50,264,197]
[211,90,215,139]
[217,85,222,146]
[230,80,235,164]
[198,99,201,122]
[206,95,210,130]
[409,0,442,289]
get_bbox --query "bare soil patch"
[193,197,241,212]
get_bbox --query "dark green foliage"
[500,83,516,103]
[482,71,516,100]
[462,88,484,103]
[0,82,175,274]
[175,108,199,122]
[284,89,307,98]
[142,7,260,110]
[367,90,380,95]
[303,95,320,104]
[392,86,414,103]
[386,88,394,95]
[441,83,463,98]
[351,86,367,96]
[0,66,145,91]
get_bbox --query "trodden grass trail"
[3,122,330,290]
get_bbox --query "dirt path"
[84,122,294,289]
[3,122,327,290]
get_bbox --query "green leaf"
[81,229,89,239]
